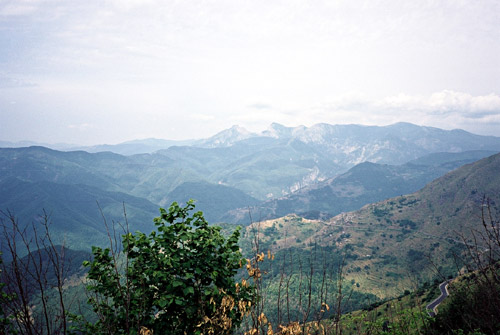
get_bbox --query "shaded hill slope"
[0,146,201,205]
[0,178,159,250]
[163,181,260,223]
[223,150,496,225]
[240,153,500,299]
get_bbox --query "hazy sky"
[1,0,499,145]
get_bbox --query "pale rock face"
[198,125,257,147]
[288,166,321,194]
[261,123,298,138]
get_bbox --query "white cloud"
[468,93,500,116]
[428,91,474,115]
[375,91,500,118]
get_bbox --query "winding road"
[426,280,450,317]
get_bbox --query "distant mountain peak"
[269,122,286,129]
[262,123,306,138]
[391,121,418,127]
[229,124,251,134]
[198,125,256,147]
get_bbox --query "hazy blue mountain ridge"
[72,138,197,155]
[2,123,500,253]
[155,123,500,198]
[0,139,197,155]
[221,150,497,225]
[157,136,341,199]
[163,181,260,223]
[0,177,160,251]
[3,123,500,205]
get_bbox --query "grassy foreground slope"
[241,153,500,300]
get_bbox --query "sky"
[1,0,499,145]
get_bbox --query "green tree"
[84,201,253,335]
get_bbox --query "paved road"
[426,280,450,317]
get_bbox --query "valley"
[1,122,500,334]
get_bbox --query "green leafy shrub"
[83,201,253,335]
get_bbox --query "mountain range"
[155,122,500,199]
[1,122,500,253]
